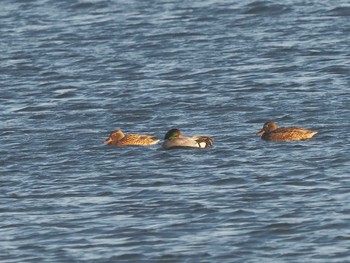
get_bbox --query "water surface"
[1,0,350,262]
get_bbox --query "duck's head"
[164,129,181,140]
[104,129,124,144]
[256,121,278,135]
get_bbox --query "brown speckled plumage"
[104,129,160,146]
[257,121,317,142]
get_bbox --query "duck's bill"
[104,138,112,144]
[256,129,265,136]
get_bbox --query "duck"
[162,128,214,149]
[104,129,160,146]
[256,121,317,142]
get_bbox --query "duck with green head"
[162,128,214,149]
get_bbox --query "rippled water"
[1,0,350,262]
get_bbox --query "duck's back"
[162,137,199,149]
[163,136,213,149]
[262,127,317,142]
[118,134,159,146]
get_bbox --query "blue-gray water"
[1,0,350,262]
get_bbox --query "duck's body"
[257,121,317,142]
[104,129,160,146]
[162,129,213,149]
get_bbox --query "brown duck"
[256,121,317,142]
[104,129,160,146]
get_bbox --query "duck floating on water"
[104,129,160,146]
[162,128,214,149]
[256,121,317,142]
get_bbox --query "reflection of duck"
[162,129,214,149]
[256,121,317,142]
[104,129,160,146]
